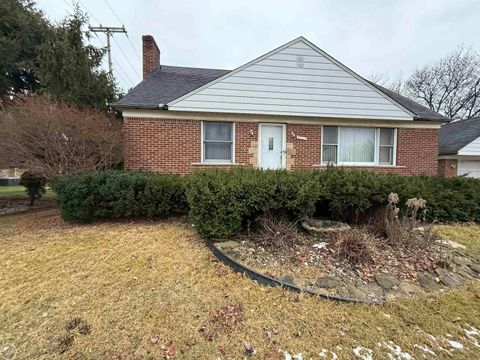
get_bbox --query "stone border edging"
[0,203,57,217]
[207,240,384,305]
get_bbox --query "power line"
[103,0,142,61]
[64,0,136,88]
[77,0,102,25]
[103,0,123,26]
[92,32,135,88]
[89,26,127,74]
[111,35,141,80]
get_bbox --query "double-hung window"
[322,126,396,166]
[202,122,234,163]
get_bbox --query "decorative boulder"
[301,218,350,239]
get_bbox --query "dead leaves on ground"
[200,303,244,341]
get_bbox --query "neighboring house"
[0,164,22,186]
[438,118,480,178]
[113,35,446,175]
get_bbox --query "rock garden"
[213,194,480,303]
[53,167,480,304]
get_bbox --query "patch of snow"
[319,348,337,359]
[414,344,436,357]
[464,326,480,348]
[283,352,302,360]
[447,340,464,350]
[352,346,373,360]
[312,242,328,250]
[382,341,414,360]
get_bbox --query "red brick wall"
[438,159,458,177]
[395,128,439,175]
[124,118,200,174]
[142,35,160,79]
[286,124,322,170]
[235,122,258,165]
[124,117,439,176]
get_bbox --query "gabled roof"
[113,65,230,109]
[439,117,480,155]
[112,37,446,122]
[368,82,447,121]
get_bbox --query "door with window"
[260,124,284,169]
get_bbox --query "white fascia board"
[121,109,441,129]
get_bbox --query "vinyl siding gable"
[458,136,480,156]
[168,38,413,120]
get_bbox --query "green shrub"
[19,171,47,206]
[54,168,480,236]
[53,171,187,222]
[186,168,323,239]
[187,167,480,239]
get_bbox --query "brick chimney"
[142,35,160,78]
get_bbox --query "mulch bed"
[0,197,57,216]
[216,227,479,301]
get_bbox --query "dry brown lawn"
[1,209,479,359]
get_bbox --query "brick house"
[438,117,480,178]
[113,36,446,175]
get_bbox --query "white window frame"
[321,126,397,166]
[201,121,235,164]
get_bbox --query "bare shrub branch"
[0,96,122,180]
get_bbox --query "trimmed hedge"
[53,168,480,238]
[187,167,480,238]
[52,171,187,222]
[185,169,323,239]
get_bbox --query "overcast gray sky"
[36,0,480,92]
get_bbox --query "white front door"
[260,124,285,169]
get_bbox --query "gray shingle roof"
[113,65,447,122]
[112,65,230,109]
[368,82,447,121]
[439,117,480,155]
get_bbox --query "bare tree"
[0,96,123,180]
[401,46,480,119]
[367,72,390,87]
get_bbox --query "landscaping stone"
[316,276,343,289]
[301,218,350,238]
[452,256,472,267]
[215,241,240,250]
[439,273,464,288]
[398,281,422,295]
[347,286,368,301]
[455,268,476,279]
[417,273,442,291]
[358,283,384,299]
[435,268,449,277]
[279,275,297,286]
[437,239,466,250]
[470,264,480,273]
[375,274,400,290]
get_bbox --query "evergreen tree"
[0,0,49,97]
[36,7,119,110]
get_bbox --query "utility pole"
[89,26,127,74]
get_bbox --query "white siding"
[458,160,480,178]
[458,136,480,156]
[169,38,413,121]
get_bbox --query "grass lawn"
[0,185,55,198]
[1,210,479,359]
